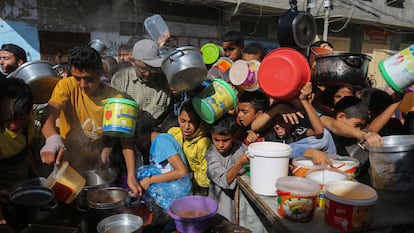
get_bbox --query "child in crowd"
[222,30,244,62]
[0,78,35,189]
[206,114,249,223]
[135,111,191,212]
[168,100,211,195]
[235,90,268,145]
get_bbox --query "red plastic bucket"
[258,48,310,101]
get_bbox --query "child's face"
[336,113,366,129]
[178,110,199,139]
[7,113,31,132]
[211,132,234,156]
[273,124,287,137]
[237,102,260,128]
[333,87,354,105]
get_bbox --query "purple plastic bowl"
[167,195,218,233]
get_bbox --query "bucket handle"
[246,151,255,158]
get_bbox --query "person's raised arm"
[226,153,249,185]
[40,102,65,165]
[299,82,324,137]
[121,138,143,198]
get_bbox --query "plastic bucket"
[102,98,139,138]
[229,60,260,91]
[324,180,378,230]
[291,157,324,177]
[247,142,291,196]
[167,195,218,233]
[144,14,169,43]
[43,161,86,204]
[378,45,414,93]
[330,156,360,180]
[305,168,348,208]
[207,57,233,82]
[201,43,224,65]
[275,176,320,222]
[192,79,237,124]
[258,48,310,101]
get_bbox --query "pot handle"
[167,50,185,63]
[342,56,363,68]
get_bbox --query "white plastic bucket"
[247,142,291,196]
[229,60,260,91]
[379,45,414,93]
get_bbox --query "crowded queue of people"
[0,29,409,231]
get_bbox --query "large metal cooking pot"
[87,187,131,228]
[312,52,372,87]
[366,135,414,191]
[97,213,144,233]
[77,168,117,210]
[161,46,207,92]
[7,60,60,104]
[89,39,107,54]
[277,1,316,49]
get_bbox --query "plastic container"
[379,45,414,93]
[144,14,169,43]
[258,48,310,101]
[330,156,360,180]
[102,98,139,138]
[276,176,320,222]
[291,157,324,177]
[201,43,224,65]
[192,78,237,124]
[324,180,378,230]
[207,57,233,82]
[43,161,86,204]
[168,195,218,233]
[229,59,260,91]
[247,142,291,196]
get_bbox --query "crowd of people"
[0,28,411,232]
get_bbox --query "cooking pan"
[7,60,60,104]
[277,1,316,49]
[312,52,372,87]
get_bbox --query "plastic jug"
[144,14,170,44]
[43,161,86,204]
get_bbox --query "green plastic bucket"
[201,43,224,65]
[102,98,139,138]
[378,45,414,93]
[192,79,237,124]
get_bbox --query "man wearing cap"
[0,43,27,79]
[111,39,171,124]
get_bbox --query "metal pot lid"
[10,186,54,207]
[292,11,316,48]
[81,168,117,189]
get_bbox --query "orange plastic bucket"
[258,48,310,101]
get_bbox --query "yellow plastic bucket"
[102,98,139,138]
[192,79,237,124]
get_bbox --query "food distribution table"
[236,175,414,233]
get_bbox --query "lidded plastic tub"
[276,176,320,222]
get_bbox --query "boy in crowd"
[222,31,244,62]
[236,90,268,145]
[206,114,249,223]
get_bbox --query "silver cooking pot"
[161,46,207,92]
[366,135,414,192]
[77,168,117,210]
[97,213,144,233]
[7,60,60,104]
[89,39,107,54]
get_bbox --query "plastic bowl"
[167,195,218,233]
